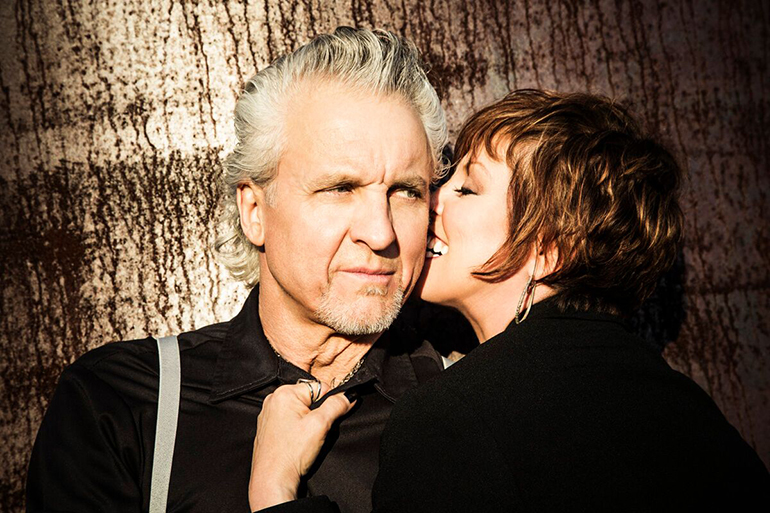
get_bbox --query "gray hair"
[214,27,448,287]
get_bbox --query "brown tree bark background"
[1,0,767,509]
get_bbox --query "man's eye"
[393,187,423,200]
[324,184,354,194]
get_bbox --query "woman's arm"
[250,380,518,513]
[248,383,354,511]
[372,383,519,512]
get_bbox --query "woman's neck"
[456,282,555,343]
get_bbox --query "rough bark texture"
[1,0,768,509]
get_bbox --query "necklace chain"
[270,344,365,389]
[329,356,365,389]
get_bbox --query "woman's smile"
[426,232,449,258]
[417,150,512,311]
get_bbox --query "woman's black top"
[371,299,770,511]
[266,298,770,512]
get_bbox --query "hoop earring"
[514,258,539,324]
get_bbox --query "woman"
[249,90,770,512]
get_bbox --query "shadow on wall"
[628,251,686,354]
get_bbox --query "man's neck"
[257,285,382,388]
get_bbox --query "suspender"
[146,335,444,511]
[150,336,181,513]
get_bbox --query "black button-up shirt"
[27,287,442,512]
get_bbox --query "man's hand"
[248,383,354,511]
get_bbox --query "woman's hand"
[248,383,355,511]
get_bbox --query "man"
[27,27,448,513]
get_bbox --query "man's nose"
[350,195,397,252]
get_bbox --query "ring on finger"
[297,379,321,403]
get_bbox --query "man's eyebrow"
[309,173,428,191]
[391,175,428,191]
[308,173,363,189]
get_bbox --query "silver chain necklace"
[270,343,365,389]
[329,356,366,389]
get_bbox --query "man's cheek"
[400,232,428,290]
[406,257,426,295]
[400,218,430,258]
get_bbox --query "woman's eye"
[454,186,476,196]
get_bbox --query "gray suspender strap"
[150,335,181,513]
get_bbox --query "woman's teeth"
[426,237,448,258]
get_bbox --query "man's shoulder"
[71,336,156,370]
[65,320,232,395]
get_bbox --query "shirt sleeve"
[371,384,519,512]
[27,363,145,512]
[256,496,340,513]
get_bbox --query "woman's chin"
[414,263,448,305]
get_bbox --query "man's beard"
[315,284,405,336]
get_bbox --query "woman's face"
[416,148,512,308]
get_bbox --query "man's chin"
[315,288,405,336]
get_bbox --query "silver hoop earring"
[514,258,539,324]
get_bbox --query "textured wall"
[1,0,768,509]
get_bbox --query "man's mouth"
[426,234,448,259]
[340,268,396,284]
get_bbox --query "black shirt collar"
[209,286,278,402]
[208,286,421,403]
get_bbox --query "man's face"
[251,81,432,335]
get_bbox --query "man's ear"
[237,182,269,247]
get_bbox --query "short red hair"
[455,89,684,315]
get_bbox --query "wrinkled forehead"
[286,78,434,159]
[277,80,433,183]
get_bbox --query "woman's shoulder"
[387,342,510,426]
[375,343,524,509]
[400,313,693,424]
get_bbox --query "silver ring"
[297,379,320,403]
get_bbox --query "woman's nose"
[430,183,445,217]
